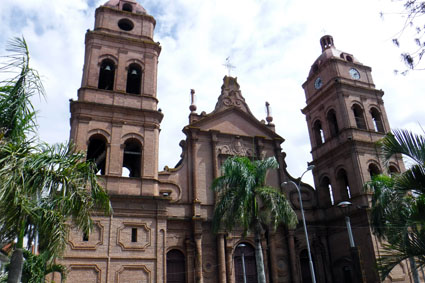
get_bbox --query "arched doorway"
[234,243,257,283]
[167,249,185,283]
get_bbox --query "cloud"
[0,0,423,187]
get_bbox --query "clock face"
[349,68,360,80]
[314,77,322,89]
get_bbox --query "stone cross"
[223,57,235,76]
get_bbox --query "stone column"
[288,230,300,283]
[194,233,204,283]
[190,130,199,201]
[210,131,227,283]
[186,239,195,283]
[226,245,234,283]
[269,232,279,283]
[217,234,227,283]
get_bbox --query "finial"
[223,57,236,76]
[189,89,197,112]
[265,101,273,123]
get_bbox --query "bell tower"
[70,0,163,195]
[302,35,404,282]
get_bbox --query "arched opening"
[300,249,315,283]
[87,135,107,175]
[327,109,339,137]
[389,165,399,175]
[167,249,186,283]
[320,177,334,206]
[337,169,351,200]
[122,139,142,178]
[313,120,325,146]
[98,59,115,90]
[234,243,257,283]
[370,107,384,133]
[122,3,133,12]
[126,63,142,94]
[352,104,366,130]
[368,163,381,179]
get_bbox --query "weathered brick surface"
[62,3,418,283]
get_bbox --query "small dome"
[104,0,146,14]
[309,35,360,76]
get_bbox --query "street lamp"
[238,243,247,283]
[282,165,316,283]
[337,201,366,283]
[337,201,355,248]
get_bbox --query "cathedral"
[58,0,414,282]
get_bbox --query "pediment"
[191,107,282,140]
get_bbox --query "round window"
[118,19,134,31]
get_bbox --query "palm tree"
[0,37,112,283]
[211,156,297,283]
[366,129,425,280]
[0,250,67,283]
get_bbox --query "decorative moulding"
[117,222,151,251]
[116,265,151,283]
[67,221,104,250]
[69,264,101,283]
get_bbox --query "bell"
[105,65,111,71]
[131,69,138,75]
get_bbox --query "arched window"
[337,169,351,200]
[126,63,142,94]
[320,177,334,206]
[122,139,142,178]
[370,107,384,133]
[234,243,257,283]
[313,120,325,146]
[122,3,133,12]
[87,135,107,175]
[98,59,115,90]
[327,109,339,137]
[352,104,366,130]
[389,165,399,175]
[300,249,315,283]
[368,163,381,178]
[167,249,185,283]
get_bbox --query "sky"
[0,0,423,186]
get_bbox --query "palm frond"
[211,156,295,236]
[395,164,425,195]
[255,186,297,230]
[0,37,45,141]
[380,129,425,165]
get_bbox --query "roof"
[103,0,146,14]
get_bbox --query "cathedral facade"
[59,1,414,282]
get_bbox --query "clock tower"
[302,35,405,282]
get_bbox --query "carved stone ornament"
[214,76,253,115]
[216,138,254,157]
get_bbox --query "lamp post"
[337,201,355,248]
[238,243,247,283]
[337,201,365,283]
[282,165,316,283]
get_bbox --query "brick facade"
[57,1,418,283]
